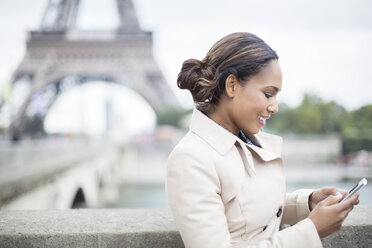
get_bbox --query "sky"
[135,0,372,110]
[0,0,371,134]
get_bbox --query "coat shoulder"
[169,131,218,162]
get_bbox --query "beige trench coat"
[166,108,323,248]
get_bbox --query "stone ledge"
[0,206,371,247]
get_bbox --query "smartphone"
[340,178,367,203]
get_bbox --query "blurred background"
[0,0,371,210]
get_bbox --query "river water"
[104,181,372,209]
[105,138,372,208]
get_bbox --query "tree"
[266,94,371,153]
[156,107,192,128]
[340,105,372,153]
[267,94,345,134]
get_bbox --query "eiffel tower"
[9,0,178,139]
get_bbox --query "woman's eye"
[264,93,272,98]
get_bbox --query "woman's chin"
[244,127,260,135]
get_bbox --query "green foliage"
[341,105,372,132]
[268,94,346,134]
[340,105,372,153]
[156,107,192,127]
[266,94,372,153]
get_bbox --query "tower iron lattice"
[9,0,178,139]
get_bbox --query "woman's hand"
[308,192,359,238]
[308,187,350,211]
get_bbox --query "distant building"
[282,134,342,165]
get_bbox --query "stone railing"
[0,206,371,248]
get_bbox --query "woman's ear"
[225,74,238,98]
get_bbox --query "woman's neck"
[207,107,239,136]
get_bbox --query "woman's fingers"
[309,190,359,239]
[338,193,360,211]
[319,187,348,198]
[321,187,338,195]
[322,194,343,206]
[337,189,349,198]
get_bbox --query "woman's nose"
[268,102,279,114]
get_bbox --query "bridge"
[0,129,177,210]
[0,138,121,209]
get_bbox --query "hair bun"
[177,58,215,104]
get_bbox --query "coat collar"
[189,108,282,161]
[190,108,237,155]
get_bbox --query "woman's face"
[226,59,282,135]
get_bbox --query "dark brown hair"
[177,32,279,114]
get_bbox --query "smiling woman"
[44,82,156,138]
[208,60,282,135]
[166,32,360,248]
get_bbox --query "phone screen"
[340,178,367,203]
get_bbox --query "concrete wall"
[0,206,371,248]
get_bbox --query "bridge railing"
[0,206,371,248]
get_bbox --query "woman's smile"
[258,114,270,126]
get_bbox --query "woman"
[166,32,359,248]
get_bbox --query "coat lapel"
[190,108,282,170]
[246,132,282,162]
[235,139,257,176]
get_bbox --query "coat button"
[263,225,268,231]
[276,207,282,217]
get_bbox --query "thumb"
[322,192,343,206]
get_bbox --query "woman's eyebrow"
[264,86,280,92]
